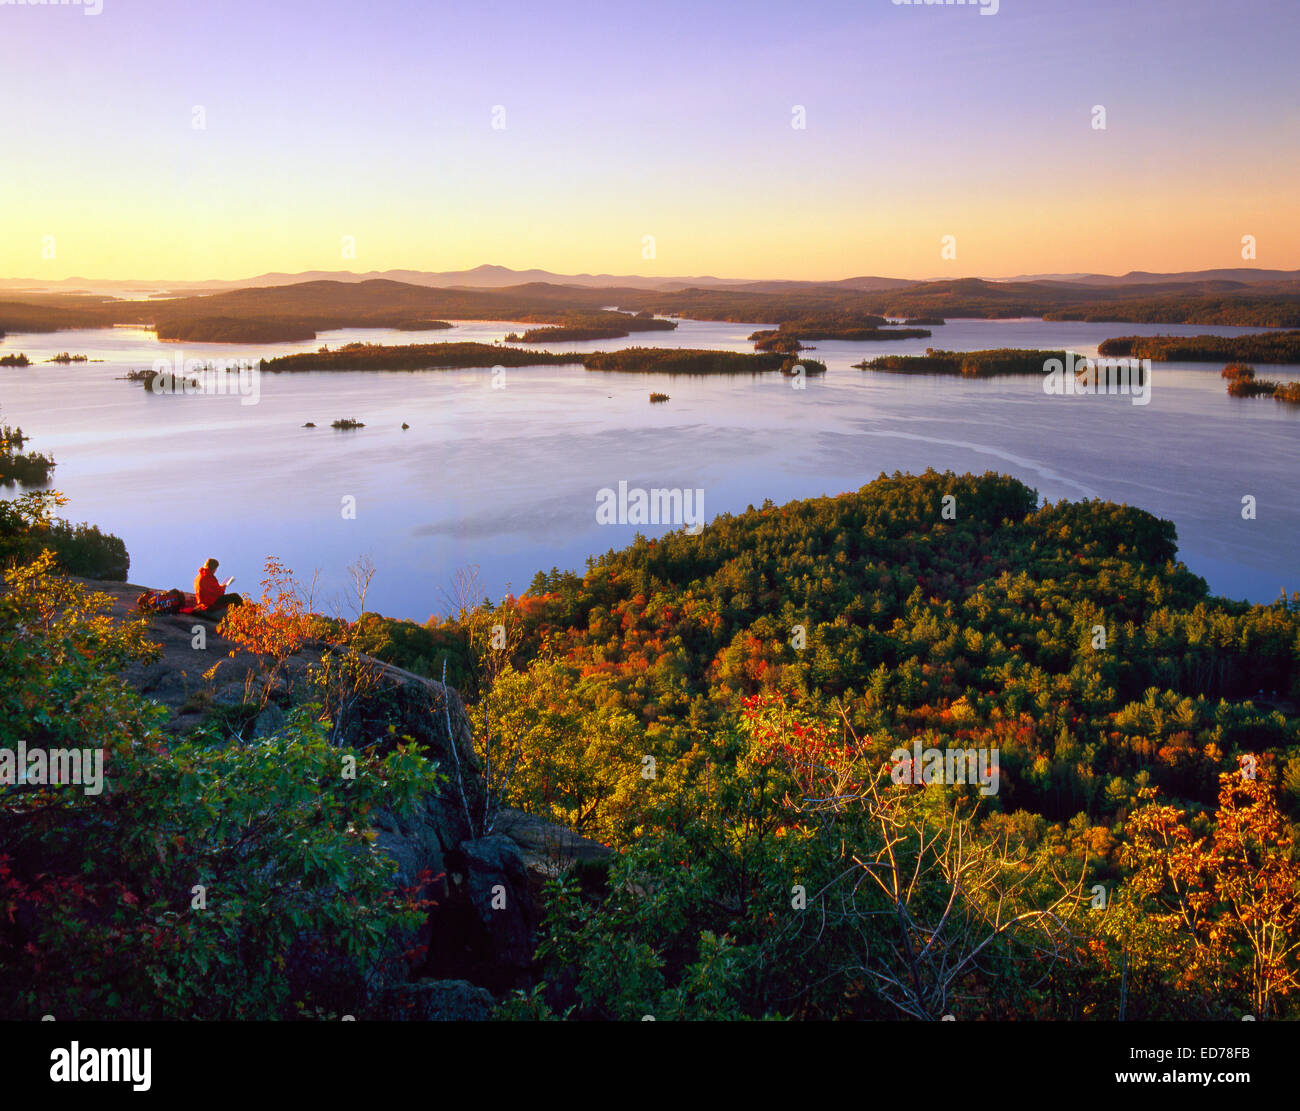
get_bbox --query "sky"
[1,0,1297,281]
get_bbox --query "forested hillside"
[355,471,1300,1019]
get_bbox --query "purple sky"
[2,0,1296,278]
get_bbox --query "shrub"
[0,552,443,1019]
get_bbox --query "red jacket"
[194,567,223,608]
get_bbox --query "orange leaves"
[515,593,555,620]
[217,556,326,663]
[1122,766,1300,1016]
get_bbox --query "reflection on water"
[0,318,1296,619]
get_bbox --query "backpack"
[135,588,184,614]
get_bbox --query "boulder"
[493,807,614,877]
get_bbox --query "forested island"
[4,469,1296,1021]
[259,341,581,372]
[858,347,1074,377]
[0,353,31,367]
[504,311,677,343]
[154,317,321,343]
[582,348,796,374]
[127,338,844,381]
[748,314,930,352]
[1098,331,1300,363]
[258,342,812,376]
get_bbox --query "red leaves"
[741,692,867,804]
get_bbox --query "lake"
[1,317,1296,620]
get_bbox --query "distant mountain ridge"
[0,265,802,295]
[1002,268,1300,286]
[4,264,1295,297]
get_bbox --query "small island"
[0,353,31,367]
[1222,363,1300,403]
[649,392,670,403]
[783,357,827,376]
[0,421,54,486]
[331,418,365,429]
[47,352,90,363]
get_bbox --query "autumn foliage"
[217,556,329,663]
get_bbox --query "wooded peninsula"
[1098,331,1300,363]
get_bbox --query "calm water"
[1,318,1296,619]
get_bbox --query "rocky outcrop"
[85,576,610,1013]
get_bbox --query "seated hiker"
[193,557,243,614]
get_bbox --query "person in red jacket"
[193,558,242,614]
